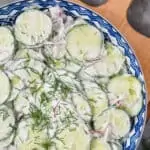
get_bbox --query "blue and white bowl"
[0,0,147,149]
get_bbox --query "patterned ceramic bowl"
[0,0,147,149]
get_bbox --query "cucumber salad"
[0,6,143,150]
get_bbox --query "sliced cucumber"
[15,48,44,61]
[14,91,30,115]
[110,142,123,150]
[65,18,87,33]
[7,71,24,90]
[27,59,45,73]
[125,97,143,117]
[15,9,52,46]
[0,27,15,63]
[5,59,27,71]
[50,100,79,130]
[54,124,91,150]
[94,108,130,140]
[90,138,111,150]
[66,24,104,61]
[82,42,125,77]
[13,68,41,85]
[6,71,26,102]
[71,93,91,121]
[0,105,15,141]
[108,75,142,116]
[15,120,50,150]
[0,71,10,104]
[0,132,14,149]
[84,82,108,118]
[14,120,30,147]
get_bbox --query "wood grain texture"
[69,0,150,118]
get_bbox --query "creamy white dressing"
[0,6,143,150]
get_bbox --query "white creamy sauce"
[0,6,143,150]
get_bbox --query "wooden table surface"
[70,0,150,118]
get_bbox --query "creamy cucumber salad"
[0,6,143,150]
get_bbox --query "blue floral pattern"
[0,0,147,149]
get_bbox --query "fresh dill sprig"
[29,104,50,130]
[40,139,52,150]
[52,77,72,99]
[40,92,49,105]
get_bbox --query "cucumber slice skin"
[15,9,52,46]
[83,81,108,118]
[82,42,125,77]
[108,75,142,116]
[94,108,131,140]
[0,71,11,104]
[71,93,92,122]
[90,138,111,150]
[0,27,15,63]
[14,91,30,115]
[14,120,51,150]
[54,124,91,150]
[66,24,104,61]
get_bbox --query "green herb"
[60,84,72,99]
[30,83,42,95]
[30,105,50,130]
[40,92,49,104]
[52,77,72,98]
[0,65,4,70]
[41,140,52,150]
[53,78,60,91]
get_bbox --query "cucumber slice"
[6,71,26,102]
[54,124,91,150]
[5,59,27,71]
[15,9,52,46]
[50,100,79,130]
[14,91,30,115]
[0,71,10,104]
[90,138,111,150]
[110,142,123,150]
[14,68,42,86]
[0,105,15,141]
[108,75,142,116]
[0,27,14,63]
[71,93,91,121]
[94,108,130,140]
[15,48,44,61]
[11,74,24,90]
[65,18,87,33]
[125,97,143,117]
[84,82,108,118]
[15,120,51,150]
[27,59,45,73]
[0,132,14,149]
[66,24,104,61]
[82,42,125,77]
